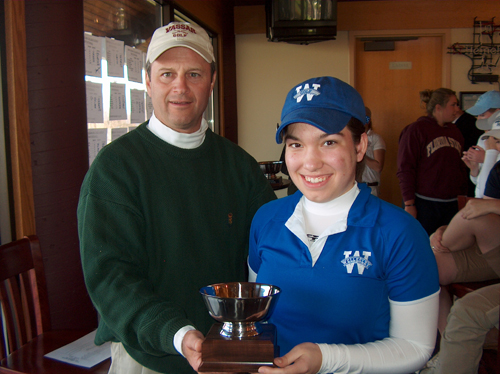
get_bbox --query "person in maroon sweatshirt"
[397,88,468,235]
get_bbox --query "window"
[83,0,218,165]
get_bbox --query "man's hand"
[258,343,322,374]
[182,330,234,374]
[182,330,205,372]
[430,225,450,253]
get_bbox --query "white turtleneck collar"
[147,111,208,149]
[286,183,360,266]
[303,183,359,217]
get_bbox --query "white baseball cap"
[481,111,500,141]
[146,22,215,65]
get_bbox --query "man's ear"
[145,72,152,98]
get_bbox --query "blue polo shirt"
[249,184,439,356]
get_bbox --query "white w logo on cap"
[293,83,321,103]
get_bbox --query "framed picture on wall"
[459,91,485,111]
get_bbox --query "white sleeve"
[173,325,196,356]
[475,150,500,198]
[248,257,257,282]
[317,291,439,374]
[371,133,386,151]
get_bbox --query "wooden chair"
[0,235,110,373]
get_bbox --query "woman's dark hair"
[346,117,366,182]
[420,88,456,116]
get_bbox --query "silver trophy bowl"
[200,282,281,338]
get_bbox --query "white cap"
[146,22,215,65]
[481,111,500,140]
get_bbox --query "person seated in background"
[250,76,439,374]
[462,90,500,198]
[430,160,500,336]
[421,164,500,374]
[361,106,386,197]
[463,111,500,198]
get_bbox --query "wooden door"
[355,36,443,207]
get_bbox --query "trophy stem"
[220,321,262,338]
[200,323,278,372]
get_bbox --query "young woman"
[361,106,386,197]
[397,88,467,235]
[249,77,440,374]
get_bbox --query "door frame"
[349,29,451,206]
[349,29,452,88]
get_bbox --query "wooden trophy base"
[198,323,278,372]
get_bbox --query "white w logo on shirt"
[341,251,372,274]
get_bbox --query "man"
[77,22,276,374]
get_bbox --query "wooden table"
[0,330,111,374]
[270,178,291,191]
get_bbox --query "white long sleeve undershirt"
[248,267,439,374]
[317,292,439,374]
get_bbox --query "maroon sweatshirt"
[397,115,468,202]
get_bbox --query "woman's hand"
[404,205,417,219]
[461,153,479,174]
[258,343,322,374]
[430,225,450,253]
[463,146,485,164]
[461,198,498,219]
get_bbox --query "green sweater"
[77,123,276,373]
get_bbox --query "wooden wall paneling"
[234,0,500,34]
[24,0,97,330]
[83,0,158,47]
[4,0,36,239]
[337,0,500,31]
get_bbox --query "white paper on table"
[44,330,111,368]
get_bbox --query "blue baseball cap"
[276,76,367,144]
[466,90,500,116]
